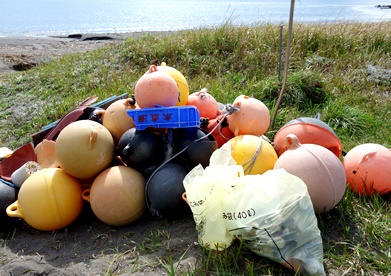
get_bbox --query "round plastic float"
[135,65,179,108]
[274,134,346,214]
[273,117,342,158]
[186,88,219,120]
[227,134,277,175]
[157,62,189,106]
[55,120,115,179]
[82,165,146,226]
[101,98,138,145]
[146,163,191,219]
[227,95,270,136]
[7,168,84,231]
[343,143,391,195]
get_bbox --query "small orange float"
[204,114,235,148]
[226,95,270,136]
[101,98,138,145]
[186,88,219,119]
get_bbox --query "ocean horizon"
[1,0,391,37]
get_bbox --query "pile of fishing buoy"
[1,62,391,232]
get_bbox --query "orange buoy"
[82,165,146,226]
[6,168,83,231]
[204,114,235,148]
[186,88,219,119]
[226,95,270,136]
[274,134,346,214]
[343,143,391,195]
[273,117,343,158]
[135,65,179,108]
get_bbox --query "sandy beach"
[0,33,144,75]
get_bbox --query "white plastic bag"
[183,144,326,275]
[221,169,325,275]
[183,144,244,250]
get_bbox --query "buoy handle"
[358,151,377,165]
[182,192,189,205]
[6,201,23,218]
[285,134,301,150]
[148,65,158,73]
[81,188,91,202]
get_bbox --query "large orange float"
[273,117,342,158]
[82,165,146,226]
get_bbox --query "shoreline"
[0,32,173,75]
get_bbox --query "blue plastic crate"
[127,106,200,130]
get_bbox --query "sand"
[0,33,151,75]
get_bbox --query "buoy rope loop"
[242,136,263,174]
[224,104,240,115]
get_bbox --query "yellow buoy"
[228,135,278,175]
[157,62,189,106]
[6,168,84,231]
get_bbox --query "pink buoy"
[135,65,179,108]
[186,88,219,119]
[274,134,346,214]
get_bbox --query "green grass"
[1,21,391,275]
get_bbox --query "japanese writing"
[189,199,205,208]
[136,113,173,123]
[222,208,256,220]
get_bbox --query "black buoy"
[78,106,105,124]
[119,128,166,172]
[167,127,218,169]
[0,180,18,232]
[0,180,17,214]
[186,129,218,169]
[146,163,191,219]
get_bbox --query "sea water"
[1,0,390,37]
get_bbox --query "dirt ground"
[0,206,200,275]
